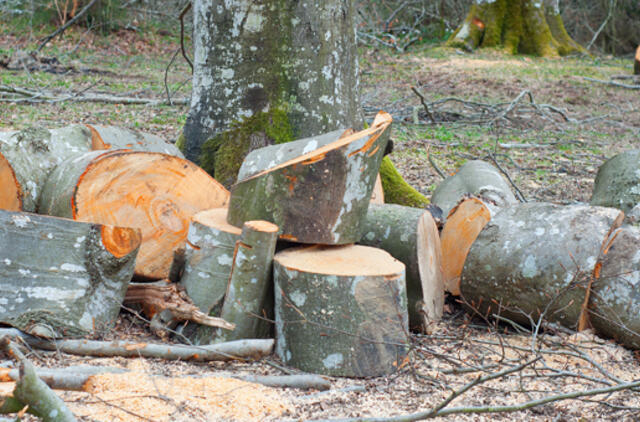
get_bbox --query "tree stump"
[591,150,640,214]
[431,160,517,217]
[216,220,279,343]
[440,197,493,295]
[227,112,392,245]
[85,124,184,157]
[460,203,623,330]
[38,150,230,280]
[274,244,408,377]
[359,203,444,332]
[0,209,140,338]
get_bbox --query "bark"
[0,209,140,338]
[85,124,184,157]
[3,366,126,391]
[38,150,230,279]
[228,112,392,245]
[274,244,408,377]
[359,203,444,332]
[215,220,279,343]
[182,0,363,186]
[431,160,517,218]
[591,149,640,214]
[447,0,586,57]
[460,203,623,330]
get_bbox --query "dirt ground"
[1,27,640,421]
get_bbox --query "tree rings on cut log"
[85,124,184,157]
[359,203,444,332]
[39,150,230,280]
[228,111,392,245]
[431,160,517,217]
[274,244,408,377]
[591,150,640,214]
[0,209,140,338]
[440,197,492,295]
[460,203,623,330]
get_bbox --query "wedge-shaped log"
[85,124,184,157]
[0,209,140,338]
[359,203,444,332]
[431,160,517,217]
[461,203,623,330]
[591,150,640,214]
[38,150,230,280]
[274,244,408,377]
[227,112,392,244]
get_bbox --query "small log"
[38,150,230,279]
[274,244,408,377]
[85,124,184,157]
[0,209,140,338]
[635,45,640,75]
[215,220,279,343]
[431,160,517,217]
[2,366,127,391]
[227,111,392,244]
[591,150,640,214]
[235,374,331,391]
[460,203,623,330]
[440,197,493,295]
[359,203,444,332]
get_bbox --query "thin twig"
[583,77,640,90]
[34,0,100,53]
[179,1,193,73]
[164,47,180,106]
[411,86,435,123]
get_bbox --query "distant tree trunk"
[180,0,363,187]
[447,0,586,57]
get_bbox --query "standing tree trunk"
[447,0,586,57]
[180,0,362,187]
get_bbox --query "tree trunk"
[0,209,140,338]
[85,125,184,157]
[274,244,408,377]
[447,0,586,57]
[227,112,391,245]
[181,0,363,187]
[359,203,444,332]
[460,203,623,330]
[591,149,640,214]
[38,150,230,280]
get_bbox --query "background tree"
[447,0,586,56]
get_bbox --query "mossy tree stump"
[447,0,586,57]
[274,245,408,377]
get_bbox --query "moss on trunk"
[379,157,430,208]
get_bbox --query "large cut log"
[38,150,230,280]
[440,197,494,295]
[359,203,444,332]
[0,125,93,212]
[215,220,279,343]
[0,209,140,338]
[460,203,623,330]
[591,150,640,214]
[85,124,184,157]
[431,160,517,217]
[227,111,392,244]
[274,244,408,377]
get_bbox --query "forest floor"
[2,23,640,422]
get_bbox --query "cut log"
[85,124,184,157]
[215,220,279,343]
[591,150,640,214]
[38,150,230,280]
[431,160,517,217]
[180,208,241,315]
[359,203,444,332]
[440,197,493,295]
[460,203,623,330]
[635,46,640,75]
[370,173,384,204]
[0,125,93,212]
[274,244,408,377]
[0,209,140,338]
[227,111,392,245]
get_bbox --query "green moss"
[379,156,430,208]
[175,133,186,152]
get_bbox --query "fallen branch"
[234,374,331,391]
[583,77,640,90]
[2,366,127,391]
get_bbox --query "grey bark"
[460,203,622,330]
[85,124,184,157]
[591,150,640,214]
[0,209,139,338]
[6,366,127,391]
[182,0,363,163]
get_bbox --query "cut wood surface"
[38,150,230,279]
[0,209,140,338]
[359,203,444,332]
[227,111,392,244]
[85,124,184,157]
[274,244,408,377]
[216,220,279,343]
[370,173,385,204]
[460,203,623,330]
[635,45,640,75]
[440,197,493,295]
[591,149,640,214]
[431,160,517,217]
